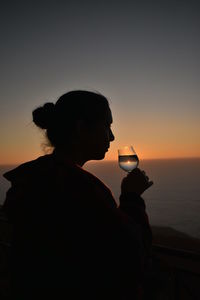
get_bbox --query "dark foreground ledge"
[152,225,200,253]
[1,207,200,299]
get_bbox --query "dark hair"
[32,90,110,148]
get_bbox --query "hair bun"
[32,102,55,129]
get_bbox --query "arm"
[118,168,153,257]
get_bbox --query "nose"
[109,128,115,142]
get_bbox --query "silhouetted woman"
[3,90,153,299]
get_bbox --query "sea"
[0,158,200,239]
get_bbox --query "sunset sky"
[1,0,200,164]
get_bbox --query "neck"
[53,147,87,167]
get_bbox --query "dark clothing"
[3,154,152,299]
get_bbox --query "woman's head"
[32,90,115,161]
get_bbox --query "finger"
[147,181,153,187]
[141,170,149,181]
[141,170,149,180]
[129,168,143,176]
[128,168,139,175]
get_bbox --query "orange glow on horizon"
[1,151,200,165]
[1,144,200,166]
[1,130,200,165]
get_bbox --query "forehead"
[103,107,113,123]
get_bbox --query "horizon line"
[1,156,200,166]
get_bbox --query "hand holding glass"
[118,146,139,172]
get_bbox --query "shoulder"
[3,155,54,183]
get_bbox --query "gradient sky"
[0,0,200,164]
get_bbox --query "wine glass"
[118,146,139,172]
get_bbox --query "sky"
[0,0,200,164]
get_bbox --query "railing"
[153,244,200,261]
[152,244,200,299]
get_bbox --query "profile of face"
[79,107,115,161]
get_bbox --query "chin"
[92,152,106,160]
